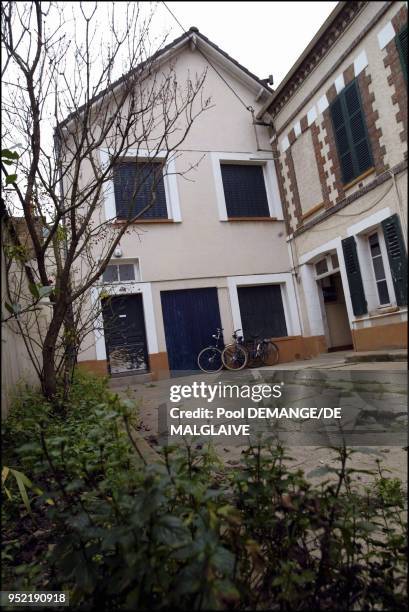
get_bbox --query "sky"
[156,1,338,88]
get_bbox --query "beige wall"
[71,43,293,364]
[1,226,48,417]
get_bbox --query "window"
[396,26,408,81]
[368,232,390,305]
[102,263,136,284]
[113,161,168,220]
[331,253,339,270]
[237,284,288,339]
[315,258,328,277]
[330,78,373,185]
[220,163,270,218]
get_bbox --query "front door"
[160,287,222,371]
[319,272,353,350]
[101,294,149,375]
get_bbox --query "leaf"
[1,149,19,160]
[10,469,33,514]
[38,285,54,298]
[2,466,10,485]
[29,283,40,299]
[5,174,17,185]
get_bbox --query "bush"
[2,374,407,610]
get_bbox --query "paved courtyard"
[111,349,408,486]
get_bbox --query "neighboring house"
[69,28,314,380]
[257,1,407,353]
[1,211,49,417]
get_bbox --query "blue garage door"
[161,288,222,371]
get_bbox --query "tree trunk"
[41,301,67,401]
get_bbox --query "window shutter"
[330,97,355,184]
[381,214,408,306]
[113,162,168,220]
[396,26,408,81]
[221,164,270,217]
[237,284,288,339]
[330,79,373,184]
[341,236,368,316]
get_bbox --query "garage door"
[161,288,222,371]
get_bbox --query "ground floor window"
[368,231,390,305]
[237,284,288,339]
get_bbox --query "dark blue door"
[161,288,222,371]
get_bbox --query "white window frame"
[227,274,301,338]
[211,152,283,221]
[91,281,158,361]
[365,229,395,307]
[347,207,397,311]
[101,259,141,284]
[99,148,182,223]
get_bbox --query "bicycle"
[221,329,248,371]
[197,327,224,373]
[245,335,279,367]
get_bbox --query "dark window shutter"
[237,284,288,339]
[396,26,408,81]
[341,236,368,316]
[330,79,373,184]
[381,214,408,306]
[113,162,168,220]
[221,164,270,217]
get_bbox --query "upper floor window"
[113,161,168,220]
[220,163,270,218]
[368,232,390,305]
[330,78,373,185]
[396,26,408,81]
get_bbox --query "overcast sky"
[157,1,338,88]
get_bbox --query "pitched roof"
[59,27,272,130]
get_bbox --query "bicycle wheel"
[197,347,223,373]
[222,344,248,371]
[261,341,279,366]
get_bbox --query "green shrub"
[2,374,407,610]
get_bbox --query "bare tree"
[1,1,210,402]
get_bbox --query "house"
[257,1,407,353]
[68,27,317,380]
[1,208,51,416]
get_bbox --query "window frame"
[99,149,182,223]
[101,260,141,285]
[367,229,395,308]
[211,152,283,221]
[329,78,373,185]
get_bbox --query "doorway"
[101,294,149,375]
[318,272,353,351]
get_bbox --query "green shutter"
[342,236,368,316]
[396,26,408,82]
[330,79,373,184]
[381,214,408,306]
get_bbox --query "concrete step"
[345,350,407,363]
[108,372,153,388]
